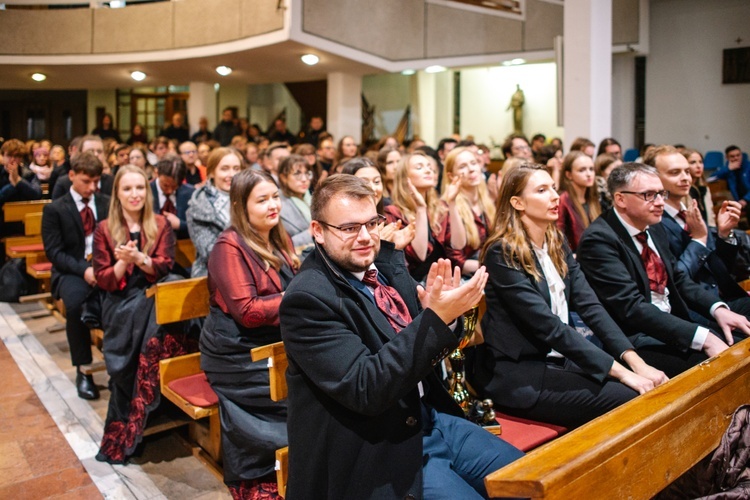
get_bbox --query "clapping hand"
[417,259,488,325]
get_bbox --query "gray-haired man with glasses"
[578,163,750,379]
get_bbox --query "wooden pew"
[2,199,51,223]
[484,340,750,499]
[151,277,221,478]
[175,239,196,270]
[6,212,45,259]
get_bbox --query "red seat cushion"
[9,243,44,253]
[167,372,219,407]
[30,262,53,272]
[495,412,567,452]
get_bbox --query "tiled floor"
[0,341,100,499]
[0,301,230,499]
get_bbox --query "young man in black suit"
[42,151,110,399]
[578,163,750,377]
[279,175,522,500]
[150,154,194,240]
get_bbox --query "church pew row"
[484,339,750,499]
[151,276,222,479]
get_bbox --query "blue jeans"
[422,408,524,499]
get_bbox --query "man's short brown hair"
[71,150,103,177]
[311,174,375,222]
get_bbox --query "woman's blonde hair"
[481,163,567,281]
[229,169,299,271]
[561,150,601,228]
[441,147,496,249]
[389,151,444,233]
[108,164,158,254]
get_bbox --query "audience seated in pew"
[280,175,523,499]
[440,146,495,277]
[151,153,194,240]
[644,146,750,323]
[577,163,750,379]
[384,151,448,282]
[1,139,43,236]
[556,151,601,253]
[468,163,666,429]
[42,151,110,400]
[341,157,416,251]
[277,154,314,254]
[51,136,114,200]
[683,148,716,226]
[187,147,244,278]
[200,169,297,498]
[93,165,199,464]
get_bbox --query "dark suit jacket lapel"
[94,194,109,222]
[150,181,160,213]
[62,193,85,237]
[605,210,650,291]
[661,213,691,250]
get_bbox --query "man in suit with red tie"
[42,151,110,399]
[280,175,522,500]
[578,163,750,378]
[150,154,194,240]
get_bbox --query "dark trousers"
[497,361,639,430]
[636,344,708,379]
[56,274,93,366]
[422,407,524,499]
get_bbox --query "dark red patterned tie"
[161,197,177,215]
[635,232,668,295]
[677,210,689,232]
[80,198,95,236]
[362,269,412,333]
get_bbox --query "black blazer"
[470,241,634,410]
[577,209,721,350]
[51,173,114,200]
[150,181,194,239]
[659,213,745,301]
[280,242,463,500]
[42,191,110,293]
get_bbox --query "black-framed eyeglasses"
[318,215,387,239]
[619,190,669,202]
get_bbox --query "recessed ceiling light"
[425,65,447,74]
[131,71,146,81]
[401,69,416,76]
[215,66,232,76]
[31,73,46,82]
[511,58,526,65]
[301,54,319,66]
[109,0,125,8]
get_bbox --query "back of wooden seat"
[3,200,50,223]
[146,276,209,325]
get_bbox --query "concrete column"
[563,0,612,148]
[411,70,454,147]
[187,82,217,135]
[327,72,362,144]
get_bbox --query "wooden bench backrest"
[3,200,50,223]
[175,239,196,269]
[250,342,288,402]
[484,341,750,499]
[24,212,43,236]
[147,276,210,325]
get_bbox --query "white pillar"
[563,0,612,149]
[187,82,217,135]
[327,72,362,144]
[411,70,454,147]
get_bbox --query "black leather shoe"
[76,369,100,400]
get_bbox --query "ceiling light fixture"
[301,54,320,66]
[401,69,416,76]
[31,73,46,82]
[215,66,232,76]
[130,71,146,81]
[425,65,447,73]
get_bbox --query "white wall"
[612,52,636,150]
[247,83,301,134]
[646,0,750,153]
[362,73,412,139]
[460,63,564,152]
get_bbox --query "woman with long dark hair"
[200,169,298,498]
[468,163,667,428]
[557,151,602,251]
